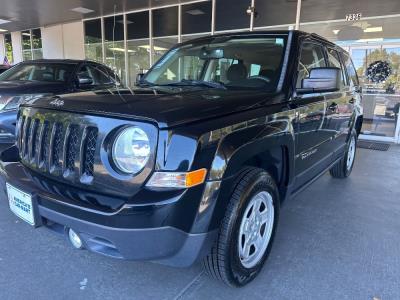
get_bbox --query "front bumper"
[0,161,219,267]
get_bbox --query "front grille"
[17,106,157,198]
[65,125,79,172]
[82,127,98,178]
[18,112,98,185]
[50,123,63,170]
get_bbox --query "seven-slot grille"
[17,114,98,184]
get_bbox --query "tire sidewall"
[344,130,357,177]
[228,172,280,286]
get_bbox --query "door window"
[77,65,97,86]
[327,48,346,86]
[296,42,327,88]
[77,65,117,87]
[341,52,359,87]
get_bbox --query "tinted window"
[152,7,178,37]
[297,42,327,88]
[4,33,13,64]
[341,52,359,87]
[215,0,249,31]
[22,30,31,50]
[98,65,120,84]
[104,15,124,42]
[327,48,346,86]
[0,63,75,82]
[127,11,149,40]
[181,2,212,34]
[77,65,118,86]
[32,28,42,49]
[84,19,102,44]
[254,1,297,27]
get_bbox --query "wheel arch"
[198,124,295,232]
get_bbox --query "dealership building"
[0,0,399,144]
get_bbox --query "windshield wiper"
[162,79,227,90]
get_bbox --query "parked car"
[0,65,10,74]
[0,59,121,144]
[1,31,363,287]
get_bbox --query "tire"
[203,167,280,287]
[329,129,357,178]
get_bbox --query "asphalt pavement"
[0,146,399,300]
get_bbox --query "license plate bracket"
[7,183,40,227]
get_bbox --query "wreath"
[366,60,391,83]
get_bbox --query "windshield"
[0,63,76,82]
[144,35,287,91]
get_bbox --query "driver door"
[293,41,333,189]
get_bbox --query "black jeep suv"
[1,31,363,287]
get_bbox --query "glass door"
[350,44,400,143]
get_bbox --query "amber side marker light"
[146,168,208,189]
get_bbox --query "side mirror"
[297,67,340,94]
[78,75,93,86]
[135,73,145,86]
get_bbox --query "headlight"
[112,126,151,174]
[0,94,47,111]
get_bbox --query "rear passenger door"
[323,47,354,155]
[293,41,332,189]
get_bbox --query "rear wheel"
[203,168,280,287]
[330,129,357,178]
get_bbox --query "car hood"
[21,88,283,129]
[0,80,67,95]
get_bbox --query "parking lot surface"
[0,146,399,300]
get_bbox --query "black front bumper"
[1,161,219,267]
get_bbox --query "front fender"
[191,114,296,233]
[209,117,295,183]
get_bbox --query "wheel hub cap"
[238,191,274,269]
[347,136,356,170]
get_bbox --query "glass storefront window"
[127,11,149,40]
[4,33,13,64]
[84,19,103,63]
[32,28,43,59]
[104,15,126,85]
[215,0,249,31]
[21,28,43,61]
[152,7,178,37]
[126,11,151,88]
[152,37,178,64]
[181,2,212,35]
[127,39,150,87]
[351,46,400,138]
[22,30,32,60]
[254,1,297,28]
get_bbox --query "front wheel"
[203,168,280,287]
[330,129,357,178]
